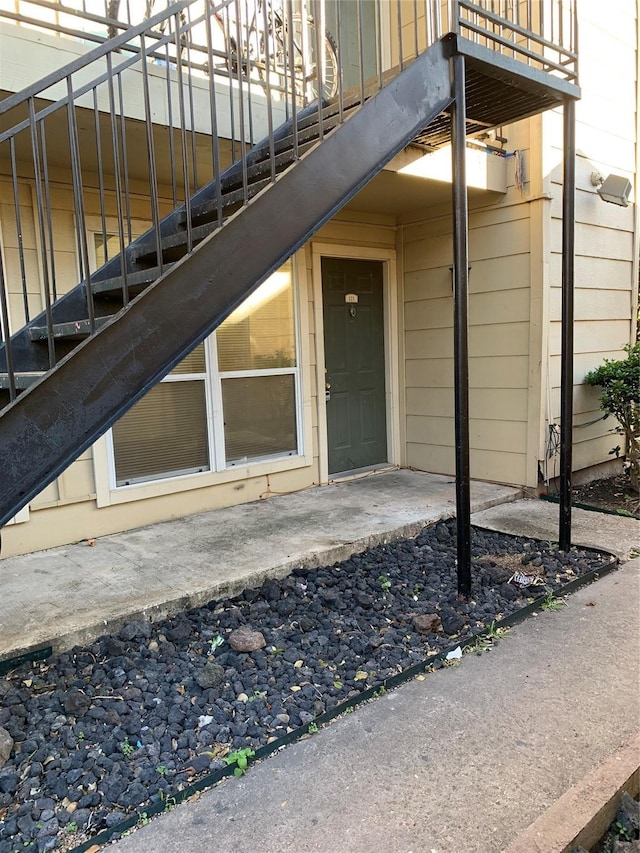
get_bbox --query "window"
[112,345,210,486]
[217,266,298,465]
[104,253,301,487]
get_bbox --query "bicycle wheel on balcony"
[290,14,339,103]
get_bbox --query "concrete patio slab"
[0,470,520,663]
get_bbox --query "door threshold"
[328,463,397,482]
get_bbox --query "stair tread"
[29,316,112,342]
[135,179,270,262]
[189,139,320,227]
[0,372,44,389]
[241,101,360,175]
[182,102,362,224]
[188,168,287,224]
[91,265,174,296]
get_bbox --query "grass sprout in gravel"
[0,520,612,852]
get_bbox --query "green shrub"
[584,342,640,493]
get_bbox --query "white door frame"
[311,242,401,483]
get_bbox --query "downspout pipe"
[559,97,576,550]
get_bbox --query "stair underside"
[416,38,578,149]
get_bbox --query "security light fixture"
[590,171,632,207]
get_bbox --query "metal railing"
[0,0,577,402]
[455,0,578,83]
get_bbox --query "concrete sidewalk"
[0,470,520,662]
[112,556,640,853]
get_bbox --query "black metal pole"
[559,98,576,551]
[451,52,471,598]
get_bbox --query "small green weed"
[485,621,509,640]
[378,574,392,595]
[121,737,134,758]
[465,621,509,656]
[224,747,255,776]
[307,722,319,734]
[613,820,631,841]
[616,508,633,517]
[159,790,177,811]
[465,636,491,655]
[77,731,85,741]
[208,635,224,654]
[247,690,267,702]
[541,590,566,612]
[65,822,78,835]
[374,685,387,697]
[156,764,168,777]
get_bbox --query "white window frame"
[214,275,304,467]
[92,248,312,506]
[107,345,214,488]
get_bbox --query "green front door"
[321,258,387,475]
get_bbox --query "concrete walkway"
[112,556,640,853]
[473,497,640,561]
[0,470,520,662]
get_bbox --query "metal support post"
[451,52,471,598]
[559,98,576,550]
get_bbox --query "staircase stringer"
[0,38,453,528]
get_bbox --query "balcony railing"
[455,0,577,82]
[0,1,578,96]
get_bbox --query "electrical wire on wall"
[545,422,561,486]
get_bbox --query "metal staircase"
[0,0,579,528]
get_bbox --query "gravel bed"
[0,521,612,852]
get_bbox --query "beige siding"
[314,212,397,249]
[544,0,638,475]
[402,195,534,486]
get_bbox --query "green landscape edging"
[68,550,618,853]
[540,492,637,518]
[0,645,53,677]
